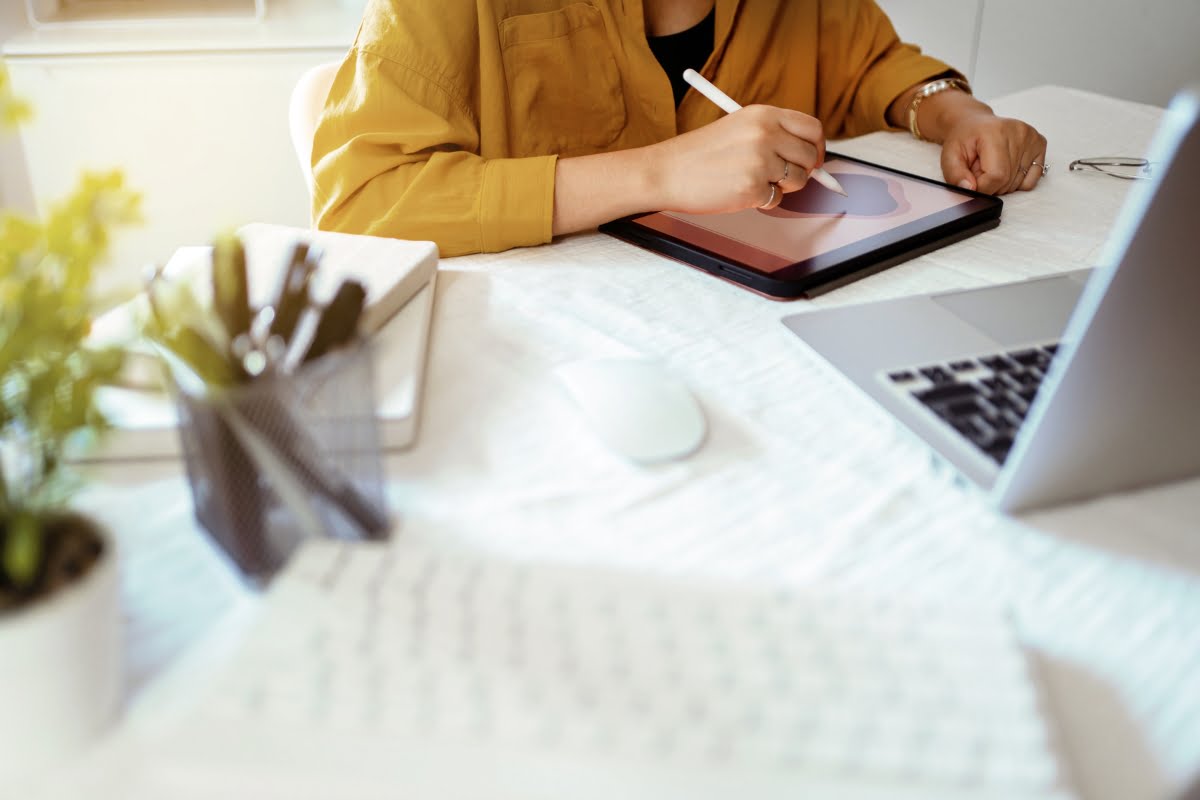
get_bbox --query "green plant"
[0,61,140,609]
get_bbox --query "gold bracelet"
[908,77,971,142]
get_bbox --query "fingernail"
[958,179,974,190]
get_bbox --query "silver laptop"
[783,88,1200,513]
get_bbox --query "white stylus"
[682,68,848,197]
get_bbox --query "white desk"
[39,86,1200,800]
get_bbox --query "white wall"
[2,5,358,291]
[880,0,1200,108]
[7,51,336,289]
[973,0,1200,107]
[878,0,983,83]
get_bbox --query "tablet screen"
[629,157,977,274]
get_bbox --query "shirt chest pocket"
[499,2,627,158]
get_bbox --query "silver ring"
[758,183,778,209]
[779,161,790,183]
[1030,159,1049,176]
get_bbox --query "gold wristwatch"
[908,77,972,142]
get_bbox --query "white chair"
[288,61,340,197]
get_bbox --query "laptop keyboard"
[156,542,1068,799]
[886,343,1060,465]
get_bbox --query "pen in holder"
[174,339,389,581]
[147,234,391,583]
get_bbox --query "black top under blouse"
[646,7,716,107]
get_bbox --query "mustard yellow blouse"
[312,0,955,257]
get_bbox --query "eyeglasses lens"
[1098,162,1152,179]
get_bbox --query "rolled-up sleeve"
[816,0,960,139]
[312,48,557,257]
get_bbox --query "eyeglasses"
[1068,157,1155,180]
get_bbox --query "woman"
[312,0,1048,257]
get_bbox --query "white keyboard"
[150,542,1072,800]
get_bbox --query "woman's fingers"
[1003,131,1028,194]
[774,160,807,193]
[757,181,784,210]
[971,134,1015,195]
[1019,155,1046,191]
[774,108,826,166]
[771,137,821,192]
[940,114,1048,195]
[740,106,824,189]
[1019,134,1050,192]
[773,109,824,193]
[941,140,981,191]
[1000,127,1046,193]
[654,104,828,214]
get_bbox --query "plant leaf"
[0,72,140,581]
[3,512,42,589]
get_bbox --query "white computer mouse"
[554,358,708,463]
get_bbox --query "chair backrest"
[288,61,340,198]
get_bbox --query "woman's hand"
[940,110,1049,195]
[890,84,1048,196]
[647,105,827,212]
[552,104,825,236]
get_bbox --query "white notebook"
[84,225,439,461]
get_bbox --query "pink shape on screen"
[761,173,912,220]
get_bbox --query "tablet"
[599,153,1003,299]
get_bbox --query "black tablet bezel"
[599,152,1004,299]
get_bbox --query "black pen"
[269,242,317,344]
[302,280,367,364]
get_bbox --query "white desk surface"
[37,86,1200,800]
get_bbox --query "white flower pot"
[0,521,121,783]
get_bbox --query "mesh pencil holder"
[174,341,390,582]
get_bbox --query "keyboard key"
[949,360,976,372]
[1000,372,1027,391]
[949,419,977,438]
[986,435,1016,463]
[974,396,1001,418]
[1009,349,1041,367]
[916,382,977,405]
[1002,409,1027,430]
[943,399,981,420]
[920,366,954,384]
[982,355,1013,371]
[966,419,999,448]
[888,370,918,383]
